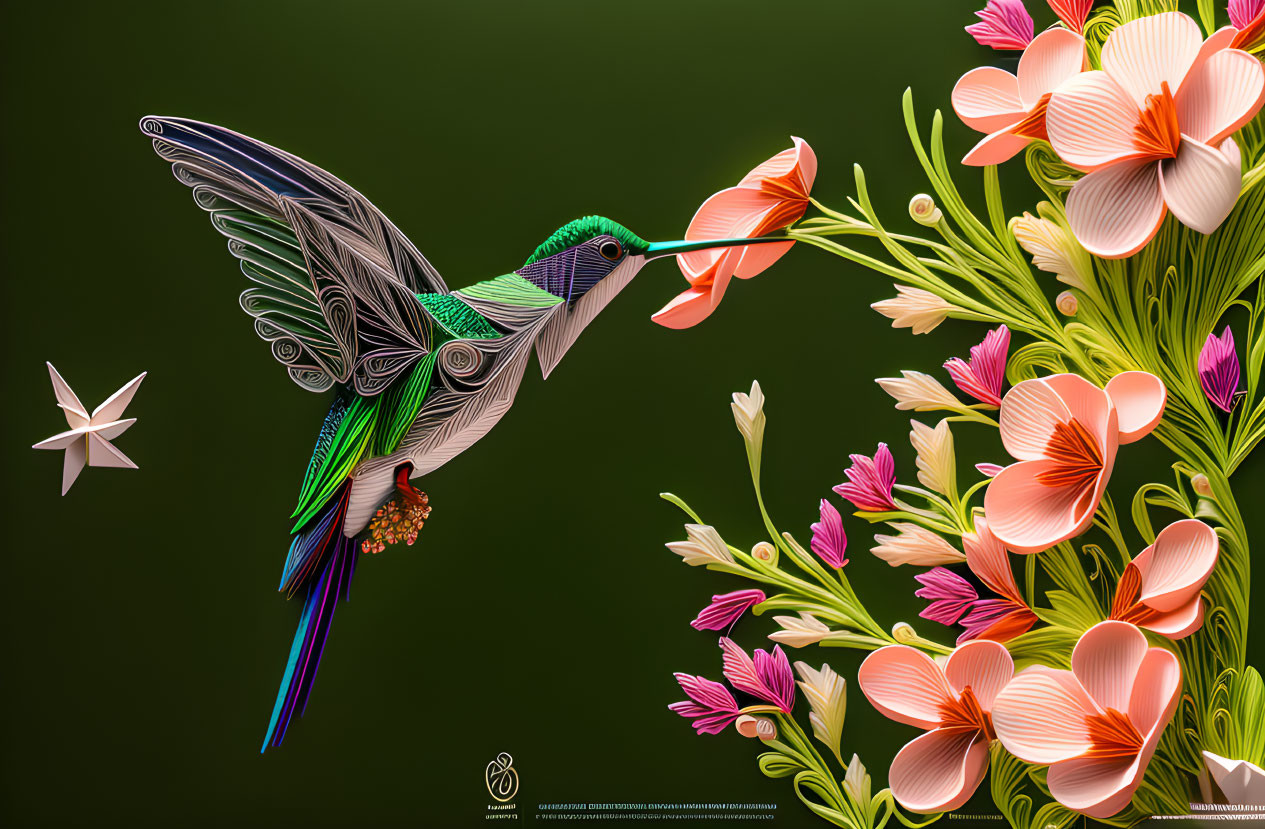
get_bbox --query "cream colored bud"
[1012,210,1094,292]
[908,194,942,227]
[876,371,963,413]
[769,612,830,648]
[892,622,917,643]
[910,419,957,498]
[872,285,955,335]
[666,524,735,567]
[843,754,869,804]
[1192,473,1213,498]
[1056,291,1078,316]
[731,381,766,454]
[872,523,965,567]
[752,541,777,563]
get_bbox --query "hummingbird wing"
[140,116,447,396]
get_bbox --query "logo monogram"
[485,752,518,802]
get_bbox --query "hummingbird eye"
[598,239,623,261]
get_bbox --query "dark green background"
[2,1,1258,826]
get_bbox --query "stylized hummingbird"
[140,116,786,751]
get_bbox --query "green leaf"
[757,751,806,780]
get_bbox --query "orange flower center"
[1012,94,1052,142]
[1035,418,1103,491]
[1109,564,1159,625]
[1086,707,1144,759]
[939,686,995,740]
[1133,81,1182,160]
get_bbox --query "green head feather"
[523,216,648,266]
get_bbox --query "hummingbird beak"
[643,235,789,261]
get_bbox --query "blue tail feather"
[261,483,356,752]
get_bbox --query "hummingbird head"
[516,215,788,305]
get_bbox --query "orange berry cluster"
[361,492,431,554]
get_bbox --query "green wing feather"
[292,394,380,531]
[290,291,509,532]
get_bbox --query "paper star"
[32,362,147,495]
[1204,751,1265,805]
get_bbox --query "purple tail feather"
[261,484,357,751]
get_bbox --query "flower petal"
[858,645,953,729]
[1047,754,1144,819]
[1100,11,1203,107]
[1159,137,1242,235]
[944,639,1015,710]
[1133,519,1218,612]
[1066,158,1166,259]
[1143,596,1205,639]
[732,240,796,280]
[738,135,817,198]
[985,459,1093,554]
[952,66,1025,132]
[1104,371,1166,444]
[1046,71,1145,171]
[1017,28,1087,110]
[1071,620,1148,713]
[679,187,784,279]
[810,498,849,569]
[651,285,721,330]
[962,128,1033,166]
[998,377,1072,460]
[1175,47,1265,146]
[964,515,1024,602]
[720,637,782,710]
[1128,646,1181,734]
[889,728,989,813]
[1044,373,1115,445]
[992,666,1095,763]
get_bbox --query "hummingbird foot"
[361,464,432,554]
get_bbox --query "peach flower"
[984,372,1166,554]
[858,639,1014,812]
[991,621,1181,818]
[959,515,1039,642]
[953,27,1087,165]
[1045,12,1265,257]
[1109,518,1219,639]
[652,138,816,329]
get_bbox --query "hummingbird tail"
[261,482,356,752]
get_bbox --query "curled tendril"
[1023,142,1080,205]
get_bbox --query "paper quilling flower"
[833,443,898,513]
[691,590,767,632]
[1199,326,1241,412]
[984,372,1166,553]
[958,515,1038,642]
[953,27,1087,165]
[720,637,796,714]
[965,0,1034,51]
[858,639,1014,812]
[992,621,1181,818]
[810,498,849,569]
[1109,519,1219,639]
[944,325,1010,407]
[1046,12,1265,257]
[652,138,816,329]
[668,673,742,735]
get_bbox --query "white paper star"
[32,362,147,495]
[1204,750,1265,805]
